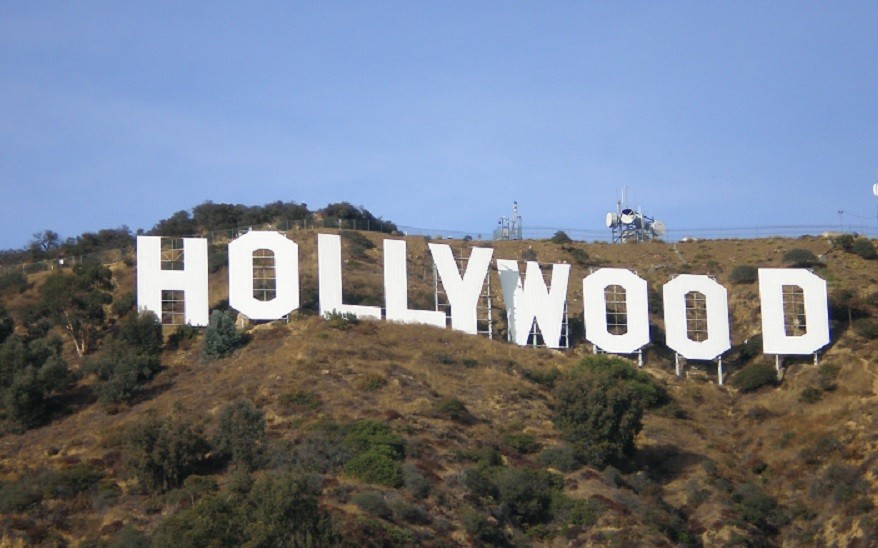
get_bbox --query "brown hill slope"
[1,230,876,546]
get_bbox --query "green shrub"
[343,446,403,487]
[502,432,540,455]
[324,310,360,329]
[493,467,561,526]
[782,248,820,267]
[852,318,878,339]
[402,463,431,499]
[521,248,538,262]
[201,309,244,361]
[352,490,391,519]
[538,444,578,472]
[343,420,404,459]
[214,399,266,471]
[562,245,590,266]
[832,233,855,251]
[550,230,572,244]
[123,411,209,493]
[851,238,877,260]
[153,471,336,546]
[461,506,509,546]
[167,323,199,350]
[83,339,161,405]
[729,265,758,284]
[118,310,162,355]
[731,363,778,393]
[576,355,667,408]
[732,482,788,535]
[111,292,136,317]
[552,362,645,467]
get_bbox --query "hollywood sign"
[136,232,830,361]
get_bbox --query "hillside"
[1,228,877,546]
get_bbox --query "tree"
[550,230,572,244]
[38,263,113,356]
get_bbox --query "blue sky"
[2,2,877,249]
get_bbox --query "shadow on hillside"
[130,377,175,405]
[632,443,703,483]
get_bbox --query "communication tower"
[605,187,666,243]
[493,201,523,240]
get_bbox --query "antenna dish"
[873,183,878,197]
[606,212,619,228]
[620,208,637,225]
[652,220,667,237]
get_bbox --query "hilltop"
[1,222,877,546]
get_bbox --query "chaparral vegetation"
[0,201,876,546]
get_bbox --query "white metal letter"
[228,231,299,320]
[759,268,830,355]
[497,260,570,348]
[136,236,209,326]
[384,239,445,327]
[663,274,731,360]
[317,234,382,320]
[429,243,493,334]
[582,268,649,354]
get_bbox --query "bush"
[153,471,336,546]
[832,233,855,251]
[83,339,161,405]
[167,323,199,350]
[852,318,878,339]
[553,362,646,467]
[111,292,136,317]
[502,432,540,455]
[493,467,561,526]
[729,265,758,284]
[324,310,360,330]
[562,245,590,266]
[341,420,404,486]
[118,310,162,356]
[123,411,209,493]
[576,355,667,408]
[1,334,69,429]
[521,248,538,262]
[731,363,778,393]
[550,230,572,244]
[851,239,877,260]
[352,490,392,519]
[402,463,430,499]
[732,483,788,535]
[201,309,244,361]
[343,446,403,487]
[538,444,578,472]
[782,248,820,267]
[214,399,266,471]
